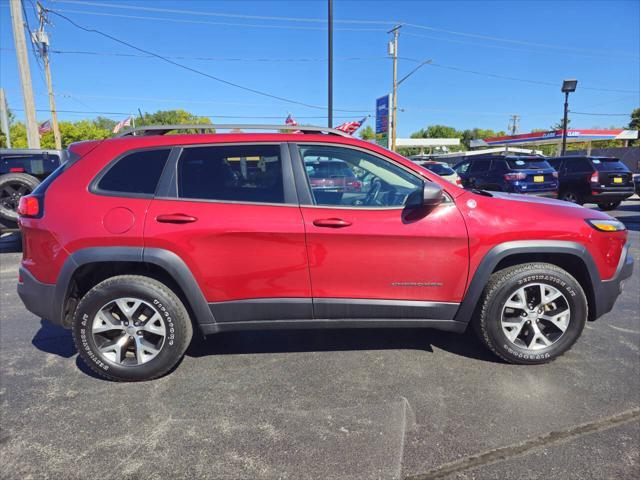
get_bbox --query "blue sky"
[1,0,639,137]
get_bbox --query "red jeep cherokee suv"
[16,125,633,381]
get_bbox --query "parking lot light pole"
[561,79,578,156]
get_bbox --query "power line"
[12,107,369,120]
[51,0,639,59]
[45,9,369,113]
[53,7,384,32]
[570,111,631,116]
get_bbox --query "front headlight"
[586,219,626,232]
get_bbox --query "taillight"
[504,172,527,181]
[456,178,462,185]
[17,195,41,217]
[590,172,599,183]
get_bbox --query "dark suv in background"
[454,155,558,197]
[547,156,635,210]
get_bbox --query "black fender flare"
[55,246,215,327]
[454,240,600,324]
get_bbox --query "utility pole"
[508,114,520,135]
[35,2,61,149]
[0,89,11,148]
[388,25,401,151]
[9,0,40,148]
[327,0,333,128]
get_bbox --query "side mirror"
[422,182,444,207]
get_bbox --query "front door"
[293,143,469,320]
[145,143,312,323]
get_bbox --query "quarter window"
[177,145,284,204]
[298,145,423,207]
[97,149,170,195]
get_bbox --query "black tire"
[473,263,587,365]
[597,201,621,211]
[0,173,40,222]
[72,275,193,381]
[560,190,582,205]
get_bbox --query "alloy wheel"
[0,182,32,212]
[91,297,166,366]
[501,283,571,350]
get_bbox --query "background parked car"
[305,159,362,193]
[547,156,635,210]
[632,173,640,196]
[453,155,558,197]
[413,160,462,186]
[0,148,64,231]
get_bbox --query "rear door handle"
[313,218,352,228]
[156,214,198,224]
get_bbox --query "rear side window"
[97,149,170,195]
[468,159,492,174]
[591,158,630,172]
[177,145,284,204]
[547,158,562,170]
[564,159,592,173]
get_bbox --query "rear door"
[145,143,312,323]
[467,159,492,189]
[292,143,469,320]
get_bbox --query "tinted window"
[591,158,630,172]
[505,158,552,170]
[547,158,562,170]
[564,159,592,173]
[421,163,454,175]
[299,145,423,207]
[178,145,284,203]
[468,159,492,174]
[97,149,170,195]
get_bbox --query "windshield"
[421,163,454,175]
[591,158,629,172]
[506,158,552,170]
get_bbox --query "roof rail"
[115,124,351,138]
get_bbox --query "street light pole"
[388,25,401,151]
[327,0,333,128]
[560,79,577,157]
[561,92,569,156]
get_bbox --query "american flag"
[113,116,133,134]
[334,117,367,135]
[38,120,52,135]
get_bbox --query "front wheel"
[73,275,193,381]
[597,201,621,211]
[473,263,587,364]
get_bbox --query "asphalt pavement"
[0,198,638,479]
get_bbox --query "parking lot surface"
[1,199,638,479]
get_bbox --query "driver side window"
[298,145,423,207]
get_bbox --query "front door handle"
[156,213,198,224]
[313,218,352,228]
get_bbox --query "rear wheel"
[597,201,621,211]
[0,173,40,222]
[73,275,193,381]
[560,190,582,205]
[474,263,587,364]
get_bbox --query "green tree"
[137,109,212,133]
[359,125,375,141]
[629,108,640,130]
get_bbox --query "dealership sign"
[470,129,638,148]
[375,95,391,148]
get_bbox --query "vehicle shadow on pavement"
[30,319,104,379]
[186,327,501,363]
